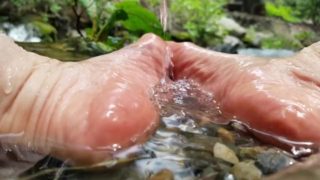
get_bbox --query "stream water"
[10,79,301,180]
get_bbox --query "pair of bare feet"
[1,33,320,165]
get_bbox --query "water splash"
[153,79,224,124]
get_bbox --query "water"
[15,80,302,180]
[3,67,13,95]
[160,0,168,32]
[0,23,41,42]
[237,48,295,58]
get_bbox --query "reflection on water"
[14,80,302,180]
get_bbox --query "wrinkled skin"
[2,32,320,164]
[169,41,320,147]
[0,34,170,164]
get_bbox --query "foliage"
[80,0,164,51]
[287,0,320,26]
[294,31,317,46]
[80,0,164,39]
[169,0,228,46]
[265,0,320,26]
[7,0,231,49]
[31,20,57,41]
[265,2,300,23]
[9,0,73,15]
[261,36,302,50]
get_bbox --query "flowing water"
[160,0,168,32]
[14,80,303,180]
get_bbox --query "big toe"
[169,40,320,148]
[0,34,171,165]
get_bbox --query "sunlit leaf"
[116,0,164,36]
[79,0,97,20]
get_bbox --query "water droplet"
[111,144,122,152]
[3,82,13,95]
[3,67,13,95]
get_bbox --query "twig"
[72,0,84,37]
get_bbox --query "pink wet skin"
[169,41,320,148]
[0,33,170,165]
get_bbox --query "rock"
[223,35,242,47]
[217,127,235,144]
[213,142,239,165]
[256,151,295,175]
[7,24,41,42]
[218,17,246,35]
[149,169,174,180]
[232,161,262,180]
[239,146,265,160]
[266,154,320,180]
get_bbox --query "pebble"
[232,161,262,180]
[213,142,239,165]
[217,128,235,143]
[149,169,174,180]
[256,151,295,175]
[239,146,265,159]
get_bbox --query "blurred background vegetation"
[0,0,319,60]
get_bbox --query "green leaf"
[50,3,62,14]
[31,20,57,35]
[116,0,164,36]
[79,0,97,20]
[265,2,301,23]
[95,9,128,41]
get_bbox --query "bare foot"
[0,34,170,164]
[169,41,320,148]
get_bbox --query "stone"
[217,127,235,143]
[256,151,295,175]
[232,161,262,180]
[213,142,239,165]
[218,17,246,35]
[149,169,174,180]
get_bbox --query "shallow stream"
[8,77,305,180]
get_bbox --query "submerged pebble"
[256,151,295,175]
[149,169,174,180]
[239,146,265,160]
[213,142,239,165]
[217,127,235,144]
[232,161,262,180]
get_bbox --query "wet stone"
[256,151,295,175]
[239,146,265,160]
[232,161,262,180]
[200,166,219,179]
[217,127,235,143]
[213,142,239,165]
[217,172,235,180]
[149,169,174,180]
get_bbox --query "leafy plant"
[265,0,320,26]
[265,2,300,23]
[290,0,320,26]
[80,0,164,42]
[169,0,228,46]
[261,36,302,50]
